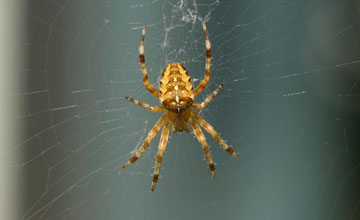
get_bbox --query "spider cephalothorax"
[121,23,239,192]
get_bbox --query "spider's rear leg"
[194,23,211,96]
[139,26,160,98]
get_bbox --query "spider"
[121,23,239,192]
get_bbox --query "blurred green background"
[3,0,360,219]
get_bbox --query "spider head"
[167,108,191,133]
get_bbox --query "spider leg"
[125,96,165,112]
[192,83,223,110]
[139,26,160,98]
[194,23,211,97]
[189,118,215,178]
[192,111,239,158]
[150,120,171,192]
[120,114,167,169]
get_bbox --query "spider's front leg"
[151,120,171,192]
[192,111,239,157]
[120,114,167,169]
[189,118,216,178]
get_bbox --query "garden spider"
[121,23,239,191]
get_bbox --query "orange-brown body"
[166,108,191,133]
[159,63,194,112]
[159,63,194,132]
[121,23,240,192]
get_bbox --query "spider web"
[1,0,360,219]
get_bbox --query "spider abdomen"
[159,63,194,113]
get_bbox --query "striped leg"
[120,114,167,169]
[189,118,215,178]
[192,83,223,110]
[139,27,160,98]
[125,96,165,112]
[192,111,239,158]
[194,23,211,96]
[150,120,171,192]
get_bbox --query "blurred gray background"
[2,0,360,219]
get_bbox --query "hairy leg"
[192,83,223,110]
[125,96,165,112]
[150,120,171,191]
[139,26,160,97]
[192,111,239,157]
[120,114,167,169]
[194,23,212,96]
[189,118,215,178]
